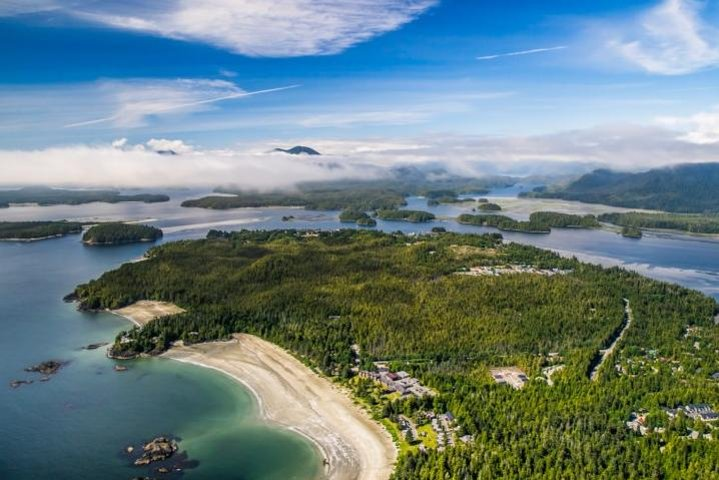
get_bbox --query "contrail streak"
[477,46,567,61]
[64,84,300,128]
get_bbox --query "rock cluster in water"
[11,360,66,388]
[134,437,178,466]
[25,360,64,375]
[9,379,33,389]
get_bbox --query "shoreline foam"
[163,335,397,480]
[109,300,396,480]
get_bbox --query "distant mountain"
[523,163,719,213]
[273,146,321,155]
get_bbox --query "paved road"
[590,298,632,381]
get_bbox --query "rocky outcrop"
[10,379,33,389]
[25,360,64,375]
[134,437,178,466]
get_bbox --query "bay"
[3,187,719,479]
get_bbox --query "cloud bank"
[4,0,436,57]
[657,107,719,144]
[4,123,719,188]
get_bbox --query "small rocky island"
[125,435,197,478]
[134,437,178,466]
[83,223,163,246]
[11,360,66,388]
[25,360,64,375]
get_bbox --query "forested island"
[458,213,550,233]
[477,202,502,212]
[72,229,719,478]
[377,209,435,223]
[0,221,83,241]
[522,163,719,213]
[82,223,163,245]
[181,175,505,212]
[621,226,643,239]
[181,188,407,211]
[0,187,169,208]
[530,211,601,228]
[599,212,719,235]
[339,209,377,227]
[424,190,476,206]
[459,211,601,234]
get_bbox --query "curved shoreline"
[108,301,397,479]
[162,335,397,480]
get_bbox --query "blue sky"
[3,0,719,186]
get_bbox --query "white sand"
[112,300,185,327]
[164,334,397,480]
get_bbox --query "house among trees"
[359,364,434,397]
[664,404,719,422]
[490,367,529,389]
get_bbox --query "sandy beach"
[111,300,397,479]
[112,300,185,327]
[164,334,397,480]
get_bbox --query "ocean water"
[0,235,320,480]
[3,189,719,479]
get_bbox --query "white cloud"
[657,107,719,144]
[0,0,58,16]
[5,0,436,57]
[4,124,719,188]
[476,46,567,61]
[605,0,719,75]
[146,138,193,154]
[298,110,431,128]
[111,137,128,149]
[0,139,382,189]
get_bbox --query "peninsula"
[0,221,83,241]
[72,229,719,478]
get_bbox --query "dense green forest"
[82,223,163,245]
[621,225,643,239]
[339,209,377,227]
[0,186,168,208]
[600,212,719,234]
[522,163,719,213]
[73,229,719,478]
[477,202,502,212]
[425,190,473,206]
[377,209,435,223]
[459,212,600,234]
[182,176,504,211]
[529,211,600,228]
[458,214,551,233]
[181,188,408,211]
[0,221,82,240]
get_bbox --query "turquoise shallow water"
[0,235,320,480]
[3,188,719,479]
